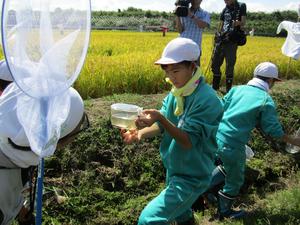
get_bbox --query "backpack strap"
[234,2,242,24]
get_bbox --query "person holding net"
[0,65,89,225]
[0,0,91,224]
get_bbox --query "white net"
[0,0,91,157]
[2,0,91,98]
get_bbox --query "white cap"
[254,62,281,81]
[0,59,13,81]
[155,37,200,65]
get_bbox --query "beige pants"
[0,151,18,168]
[0,151,24,225]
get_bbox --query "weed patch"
[41,81,300,224]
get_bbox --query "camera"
[174,0,191,17]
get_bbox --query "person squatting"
[122,37,223,225]
[209,62,300,220]
[120,4,300,222]
[1,2,300,225]
[0,59,89,225]
[122,46,300,224]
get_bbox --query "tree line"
[92,7,298,36]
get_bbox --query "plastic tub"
[110,103,142,129]
[285,128,300,154]
[245,145,254,160]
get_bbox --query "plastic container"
[285,128,300,154]
[110,103,142,129]
[245,145,254,160]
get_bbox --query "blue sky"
[91,0,299,13]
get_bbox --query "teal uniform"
[217,85,284,196]
[138,77,223,225]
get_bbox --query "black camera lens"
[174,0,191,17]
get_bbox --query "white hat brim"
[154,57,182,65]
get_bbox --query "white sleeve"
[277,21,291,34]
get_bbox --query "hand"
[233,20,242,27]
[282,134,300,147]
[135,109,162,129]
[292,137,300,147]
[120,128,139,144]
[188,9,194,18]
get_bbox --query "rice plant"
[1,30,299,99]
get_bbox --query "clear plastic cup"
[285,128,300,154]
[245,145,255,160]
[110,103,142,129]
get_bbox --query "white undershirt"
[247,77,270,92]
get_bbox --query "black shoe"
[217,191,246,220]
[212,75,221,91]
[218,209,246,220]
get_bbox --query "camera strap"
[232,2,243,30]
[234,3,241,22]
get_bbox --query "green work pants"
[216,138,246,196]
[138,175,208,225]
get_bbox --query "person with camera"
[175,0,210,66]
[211,0,247,93]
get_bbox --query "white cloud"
[284,2,299,12]
[91,0,174,12]
[245,2,299,13]
[202,0,224,13]
[246,3,272,13]
[90,0,226,13]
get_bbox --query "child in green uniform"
[211,62,300,220]
[121,37,223,225]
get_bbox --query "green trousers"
[216,139,246,196]
[138,175,208,225]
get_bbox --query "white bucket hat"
[254,62,281,81]
[0,83,84,155]
[155,37,200,65]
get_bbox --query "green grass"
[199,172,300,225]
[31,80,300,225]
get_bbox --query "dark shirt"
[220,1,247,33]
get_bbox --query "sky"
[91,0,300,13]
